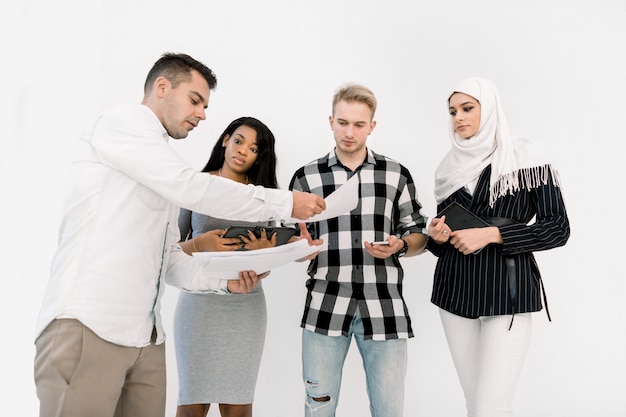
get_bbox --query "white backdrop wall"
[2,1,624,416]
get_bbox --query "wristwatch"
[396,238,408,258]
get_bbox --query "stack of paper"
[192,239,322,279]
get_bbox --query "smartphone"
[371,241,390,246]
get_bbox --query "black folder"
[436,202,489,231]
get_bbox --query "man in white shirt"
[33,53,325,417]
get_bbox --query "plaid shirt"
[289,148,427,340]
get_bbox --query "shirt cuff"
[261,187,293,222]
[219,279,231,294]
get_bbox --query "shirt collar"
[328,147,376,169]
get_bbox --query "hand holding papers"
[286,174,360,224]
[192,239,322,279]
[195,175,358,279]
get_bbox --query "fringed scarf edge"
[489,164,560,207]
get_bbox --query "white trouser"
[439,309,532,417]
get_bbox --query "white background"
[2,1,624,416]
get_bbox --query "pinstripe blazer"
[428,164,570,318]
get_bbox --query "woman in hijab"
[427,77,570,416]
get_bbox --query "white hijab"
[434,77,558,207]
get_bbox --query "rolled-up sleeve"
[396,167,428,236]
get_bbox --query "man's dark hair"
[144,53,217,93]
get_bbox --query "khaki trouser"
[34,319,166,417]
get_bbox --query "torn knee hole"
[304,379,330,403]
[312,395,331,402]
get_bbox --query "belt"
[482,217,551,330]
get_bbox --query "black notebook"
[437,202,489,231]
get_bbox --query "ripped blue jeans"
[301,310,407,417]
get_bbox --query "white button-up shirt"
[35,104,292,347]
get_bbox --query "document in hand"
[437,202,489,231]
[192,239,322,279]
[286,174,360,224]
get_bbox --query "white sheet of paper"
[287,174,359,224]
[192,239,321,279]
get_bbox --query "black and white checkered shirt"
[289,148,427,340]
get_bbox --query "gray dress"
[174,209,270,405]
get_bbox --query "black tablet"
[437,202,489,231]
[223,226,297,246]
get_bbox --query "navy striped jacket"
[428,164,570,318]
